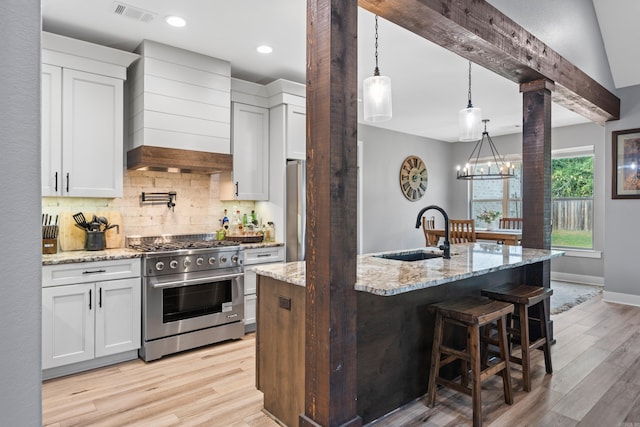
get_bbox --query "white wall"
[0,0,43,424]
[604,84,640,300]
[359,124,452,253]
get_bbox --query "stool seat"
[427,296,514,427]
[430,296,515,325]
[481,283,552,306]
[481,284,553,392]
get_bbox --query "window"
[551,146,594,249]
[470,159,522,225]
[469,146,594,249]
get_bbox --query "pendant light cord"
[373,15,380,76]
[467,61,474,108]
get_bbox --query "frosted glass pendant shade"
[363,74,392,122]
[458,106,482,142]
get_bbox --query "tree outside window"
[551,154,593,249]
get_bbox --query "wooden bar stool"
[481,283,553,392]
[427,296,514,427]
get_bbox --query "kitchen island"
[254,243,563,425]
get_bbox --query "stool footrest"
[480,361,508,381]
[436,377,472,397]
[440,346,471,362]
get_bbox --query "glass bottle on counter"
[265,221,275,243]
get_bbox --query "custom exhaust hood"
[126,40,232,174]
[127,146,232,174]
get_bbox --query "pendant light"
[363,15,392,122]
[458,61,482,141]
[456,120,515,180]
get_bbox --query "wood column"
[520,79,553,251]
[520,79,553,339]
[301,0,361,426]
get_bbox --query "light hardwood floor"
[43,295,640,426]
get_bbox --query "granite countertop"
[42,248,142,265]
[241,242,284,249]
[253,243,565,296]
[42,241,284,265]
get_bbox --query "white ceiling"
[41,0,630,142]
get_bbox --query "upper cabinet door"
[62,69,123,197]
[229,102,269,200]
[286,105,306,160]
[41,64,63,196]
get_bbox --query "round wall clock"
[399,155,428,201]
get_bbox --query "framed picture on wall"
[613,128,640,199]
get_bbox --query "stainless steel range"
[127,234,244,362]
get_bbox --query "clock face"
[400,156,428,201]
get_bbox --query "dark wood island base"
[255,245,562,425]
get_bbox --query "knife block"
[42,238,58,254]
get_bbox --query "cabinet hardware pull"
[83,269,107,274]
[66,172,69,193]
[235,182,239,197]
[257,253,272,257]
[54,172,58,192]
[89,289,92,310]
[99,288,102,308]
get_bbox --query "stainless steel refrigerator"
[286,159,305,262]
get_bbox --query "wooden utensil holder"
[42,238,58,254]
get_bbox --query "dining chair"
[449,219,476,243]
[499,217,523,230]
[422,216,440,247]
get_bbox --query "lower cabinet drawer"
[43,258,141,287]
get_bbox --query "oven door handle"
[151,273,243,289]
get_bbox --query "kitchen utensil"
[97,216,109,231]
[73,212,88,229]
[105,224,119,234]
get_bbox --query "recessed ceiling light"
[257,45,273,54]
[165,15,186,27]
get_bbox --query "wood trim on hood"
[127,146,232,174]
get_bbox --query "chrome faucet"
[415,205,451,259]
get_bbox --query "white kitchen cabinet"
[41,63,63,196]
[41,32,138,198]
[42,259,141,377]
[41,67,124,197]
[42,283,94,368]
[221,102,269,200]
[243,246,285,332]
[285,104,306,160]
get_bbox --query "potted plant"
[476,209,501,230]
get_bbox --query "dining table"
[430,228,522,245]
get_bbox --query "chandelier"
[456,120,515,180]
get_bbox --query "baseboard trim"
[603,291,640,308]
[551,272,604,286]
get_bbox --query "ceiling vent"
[113,2,155,23]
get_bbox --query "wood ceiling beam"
[358,0,620,124]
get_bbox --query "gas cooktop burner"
[130,240,237,252]
[126,233,240,253]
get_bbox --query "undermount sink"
[375,250,443,262]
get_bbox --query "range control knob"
[155,261,165,271]
[220,256,228,264]
[208,256,216,265]
[169,260,178,269]
[231,254,239,264]
[196,257,204,266]
[183,258,192,268]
